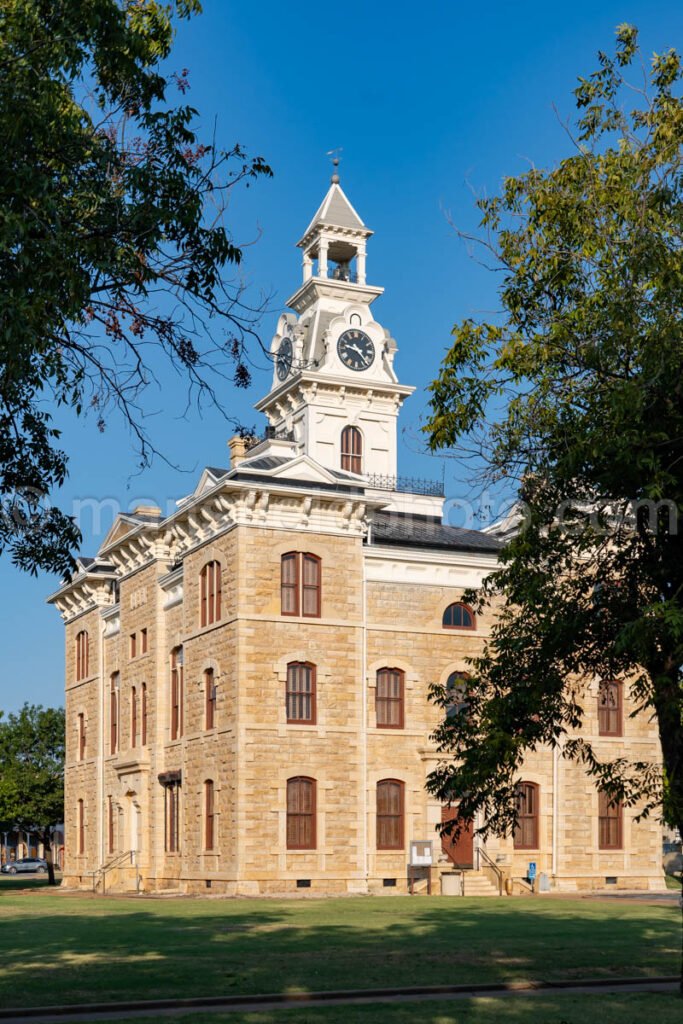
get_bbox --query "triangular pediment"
[266,455,342,486]
[192,467,227,499]
[99,516,140,552]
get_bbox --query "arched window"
[376,669,404,728]
[170,647,184,741]
[514,782,539,849]
[598,791,623,849]
[442,603,475,630]
[281,553,321,617]
[200,560,222,627]
[75,630,89,681]
[141,683,147,747]
[287,777,316,849]
[77,799,85,855]
[205,669,217,730]
[341,425,363,474]
[286,663,316,724]
[131,686,138,748]
[77,713,86,761]
[204,780,215,851]
[445,671,470,721]
[109,673,120,755]
[598,680,623,736]
[376,779,404,850]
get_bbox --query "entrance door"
[441,806,474,868]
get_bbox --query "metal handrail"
[476,846,504,895]
[95,850,137,894]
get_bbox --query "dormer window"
[341,426,363,474]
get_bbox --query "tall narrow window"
[442,603,475,630]
[376,668,405,729]
[107,796,115,855]
[302,554,321,617]
[205,669,216,730]
[286,777,316,849]
[164,781,181,853]
[598,681,623,736]
[286,663,316,724]
[109,673,120,755]
[281,553,322,617]
[204,780,215,851]
[141,683,148,746]
[131,686,138,749]
[170,647,184,740]
[130,633,137,658]
[77,713,86,761]
[77,799,85,855]
[376,780,404,850]
[514,782,539,849]
[75,630,89,681]
[140,628,148,654]
[598,791,623,849]
[200,560,222,627]
[445,672,470,721]
[341,425,363,474]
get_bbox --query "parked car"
[1,857,48,875]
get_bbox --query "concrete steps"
[462,871,501,897]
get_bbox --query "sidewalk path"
[0,977,678,1024]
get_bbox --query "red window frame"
[205,669,216,730]
[77,713,86,761]
[109,673,119,755]
[130,633,137,659]
[205,779,215,851]
[376,779,405,850]
[341,425,363,474]
[141,683,147,747]
[598,791,623,849]
[75,630,89,681]
[131,685,138,749]
[107,796,115,855]
[376,669,405,729]
[170,647,184,741]
[200,560,222,627]
[286,777,316,850]
[442,603,476,630]
[281,553,321,617]
[514,782,539,850]
[140,628,148,654]
[286,662,317,724]
[77,799,85,855]
[598,680,623,737]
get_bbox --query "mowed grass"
[91,994,683,1024]
[0,891,678,1009]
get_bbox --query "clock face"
[337,329,375,372]
[276,336,293,381]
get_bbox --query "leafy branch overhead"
[426,25,683,851]
[0,0,272,576]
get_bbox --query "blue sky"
[2,0,681,714]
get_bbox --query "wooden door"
[441,806,474,868]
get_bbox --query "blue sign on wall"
[528,861,537,881]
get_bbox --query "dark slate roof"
[369,511,503,554]
[238,456,291,471]
[206,466,229,478]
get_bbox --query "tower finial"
[326,147,342,184]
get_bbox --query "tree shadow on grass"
[0,895,677,1009]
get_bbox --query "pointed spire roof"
[299,183,371,246]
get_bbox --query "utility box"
[441,871,463,896]
[538,872,551,892]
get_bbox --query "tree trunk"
[41,831,56,886]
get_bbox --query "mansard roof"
[369,511,503,554]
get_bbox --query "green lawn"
[92,995,683,1024]
[0,892,678,1010]
[665,873,682,890]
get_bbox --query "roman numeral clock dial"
[337,329,375,372]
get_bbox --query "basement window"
[383,878,397,887]
[296,879,311,888]
[205,879,212,889]
[605,876,617,885]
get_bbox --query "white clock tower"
[254,167,414,481]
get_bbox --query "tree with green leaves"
[426,24,683,984]
[0,0,271,577]
[0,704,65,885]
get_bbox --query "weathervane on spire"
[326,148,342,184]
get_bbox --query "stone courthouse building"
[50,175,663,895]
